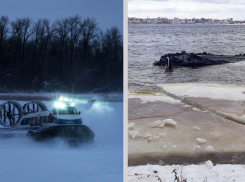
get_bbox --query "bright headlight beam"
[55,102,66,108]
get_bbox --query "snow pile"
[128,162,245,182]
[205,160,214,169]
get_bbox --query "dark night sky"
[0,0,123,32]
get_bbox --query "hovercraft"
[0,96,94,144]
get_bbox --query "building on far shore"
[128,16,241,25]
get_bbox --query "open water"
[128,24,245,91]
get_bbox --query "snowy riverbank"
[128,160,245,182]
[0,92,123,102]
[0,98,123,182]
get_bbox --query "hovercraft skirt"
[28,125,94,143]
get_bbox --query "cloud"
[145,0,244,5]
[128,0,245,20]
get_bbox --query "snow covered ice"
[0,98,123,182]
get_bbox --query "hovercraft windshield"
[57,107,78,115]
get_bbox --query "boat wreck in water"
[153,51,245,67]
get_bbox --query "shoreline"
[128,23,245,26]
[0,93,123,102]
[129,152,245,166]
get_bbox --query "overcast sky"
[128,0,245,20]
[0,0,123,32]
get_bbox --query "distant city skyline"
[128,0,245,21]
[128,16,242,24]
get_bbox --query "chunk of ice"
[149,135,160,141]
[143,133,152,138]
[162,119,177,126]
[128,122,135,129]
[128,131,139,138]
[197,138,207,144]
[206,146,215,151]
[193,126,201,131]
[158,123,165,128]
[148,120,162,128]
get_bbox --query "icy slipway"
[128,83,245,165]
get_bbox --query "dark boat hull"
[154,51,245,67]
[27,125,95,143]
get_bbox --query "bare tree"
[102,26,123,92]
[80,17,99,64]
[53,18,69,81]
[67,15,82,75]
[0,15,123,93]
[21,17,33,65]
[0,15,9,58]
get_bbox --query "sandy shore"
[128,84,245,166]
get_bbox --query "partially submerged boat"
[153,51,245,67]
[0,96,94,144]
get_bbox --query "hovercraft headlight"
[59,95,64,101]
[59,95,69,101]
[55,102,66,108]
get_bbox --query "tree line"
[0,15,123,93]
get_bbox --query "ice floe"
[197,138,207,144]
[158,123,165,128]
[128,92,181,104]
[162,119,177,126]
[128,122,135,129]
[206,145,215,151]
[148,120,162,127]
[129,131,139,138]
[157,83,245,101]
[193,126,201,131]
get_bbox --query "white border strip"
[123,0,128,181]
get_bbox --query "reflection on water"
[128,24,245,91]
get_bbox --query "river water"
[128,24,245,92]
